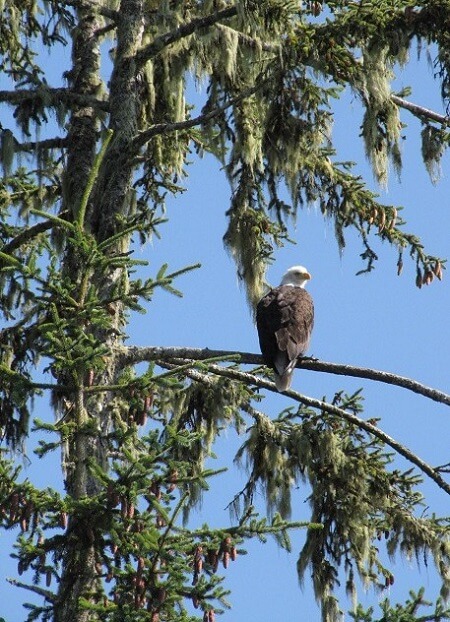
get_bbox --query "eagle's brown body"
[256,278,314,392]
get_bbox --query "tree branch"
[132,83,264,153]
[135,6,238,67]
[118,346,450,407]
[16,137,69,152]
[62,0,118,21]
[392,94,450,125]
[7,577,55,601]
[158,358,450,497]
[215,23,279,54]
[0,88,109,112]
[93,22,117,39]
[1,211,68,254]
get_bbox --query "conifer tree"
[0,2,449,621]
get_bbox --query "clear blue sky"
[0,31,449,622]
[134,68,450,619]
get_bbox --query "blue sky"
[0,28,449,622]
[124,52,450,620]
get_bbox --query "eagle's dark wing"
[256,286,314,390]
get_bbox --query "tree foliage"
[0,1,449,621]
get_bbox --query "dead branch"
[0,88,109,112]
[392,94,449,125]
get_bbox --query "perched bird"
[256,266,314,392]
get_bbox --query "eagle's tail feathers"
[274,370,293,392]
[274,355,298,392]
[274,351,289,376]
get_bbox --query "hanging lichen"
[165,374,249,522]
[421,124,447,184]
[357,42,402,186]
[236,401,450,622]
[0,129,15,177]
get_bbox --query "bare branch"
[0,88,109,112]
[118,346,450,407]
[392,94,450,125]
[159,357,450,497]
[299,358,450,407]
[135,6,238,67]
[16,137,69,152]
[435,462,450,474]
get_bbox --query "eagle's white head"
[280,265,311,288]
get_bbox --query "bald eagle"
[256,266,314,392]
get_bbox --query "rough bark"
[62,3,102,223]
[55,2,148,619]
[54,3,110,620]
[90,0,145,241]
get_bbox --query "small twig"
[435,462,450,474]
[93,22,116,39]
[30,208,76,231]
[148,491,190,577]
[155,359,215,387]
[183,519,319,540]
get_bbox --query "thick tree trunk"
[54,3,105,620]
[91,0,145,241]
[62,4,102,223]
[55,1,146,620]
